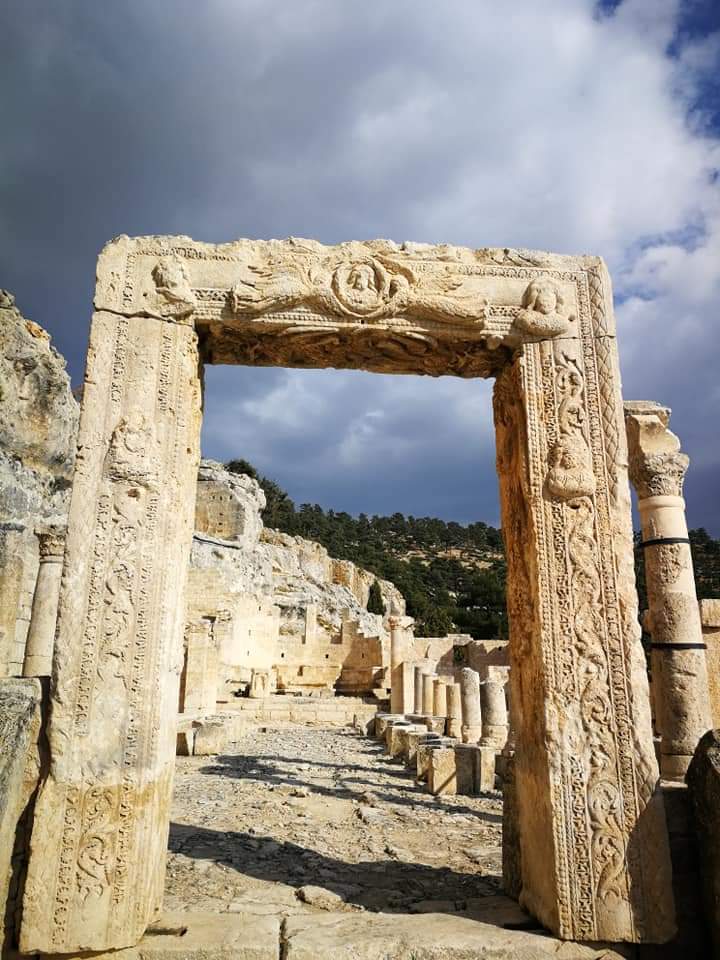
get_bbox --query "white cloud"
[2,0,719,526]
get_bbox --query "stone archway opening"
[18,236,675,954]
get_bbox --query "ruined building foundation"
[17,236,676,951]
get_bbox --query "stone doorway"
[18,236,674,953]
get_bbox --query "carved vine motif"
[515,279,574,338]
[209,327,507,378]
[98,490,144,687]
[227,254,489,325]
[546,352,627,925]
[76,785,114,902]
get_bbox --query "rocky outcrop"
[191,460,404,644]
[0,292,79,675]
[0,291,78,522]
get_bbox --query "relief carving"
[228,252,489,325]
[76,785,115,903]
[105,412,160,487]
[146,256,196,321]
[515,279,574,338]
[544,354,595,501]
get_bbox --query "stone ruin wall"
[0,292,79,677]
[189,459,408,701]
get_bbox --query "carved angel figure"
[515,279,573,338]
[545,437,596,501]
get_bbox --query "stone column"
[446,682,462,738]
[699,600,720,727]
[459,667,482,743]
[626,402,711,781]
[0,522,30,677]
[20,286,203,954]
[414,662,432,714]
[432,677,447,718]
[421,673,437,716]
[389,611,404,715]
[494,314,674,943]
[22,526,65,678]
[480,679,508,748]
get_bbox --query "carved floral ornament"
[146,252,577,340]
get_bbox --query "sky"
[1,0,718,532]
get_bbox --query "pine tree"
[367,579,386,615]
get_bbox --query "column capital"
[625,402,689,498]
[35,524,66,561]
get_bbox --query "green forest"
[226,459,720,639]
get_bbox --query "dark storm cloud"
[1,0,719,530]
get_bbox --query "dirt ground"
[165,723,506,921]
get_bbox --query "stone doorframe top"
[96,235,613,375]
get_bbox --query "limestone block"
[373,714,401,740]
[416,737,453,782]
[425,716,445,735]
[686,729,720,958]
[454,743,480,796]
[0,678,42,951]
[478,745,498,792]
[428,746,457,796]
[193,721,227,756]
[248,668,271,699]
[283,909,628,959]
[404,731,440,768]
[393,723,427,762]
[385,721,411,757]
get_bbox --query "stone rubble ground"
[166,723,506,920]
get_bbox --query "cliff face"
[191,460,405,643]
[0,291,79,675]
[0,291,79,523]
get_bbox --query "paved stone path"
[165,723,505,920]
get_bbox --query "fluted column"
[22,526,65,678]
[460,667,482,743]
[626,401,711,781]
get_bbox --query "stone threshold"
[9,910,634,960]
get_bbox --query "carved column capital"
[35,525,66,562]
[624,402,689,499]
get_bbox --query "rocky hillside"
[0,290,79,523]
[191,460,404,645]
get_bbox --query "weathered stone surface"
[0,677,42,951]
[626,401,711,781]
[20,309,204,954]
[283,911,630,959]
[192,721,227,757]
[17,235,674,950]
[459,667,481,744]
[22,526,65,677]
[496,343,674,939]
[686,729,720,958]
[428,746,457,797]
[0,292,78,677]
[700,599,720,728]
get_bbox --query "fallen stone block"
[193,721,227,756]
[454,742,480,796]
[282,910,630,959]
[428,746,457,796]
